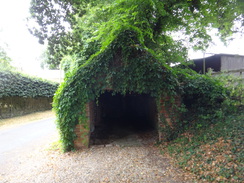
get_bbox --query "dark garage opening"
[90,91,158,145]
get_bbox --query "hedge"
[0,70,58,98]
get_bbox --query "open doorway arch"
[89,91,158,146]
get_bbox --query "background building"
[189,54,244,78]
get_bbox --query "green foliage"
[157,73,231,142]
[60,55,78,74]
[162,73,244,181]
[0,45,13,71]
[0,70,58,98]
[182,74,228,113]
[213,73,244,106]
[29,0,244,68]
[180,72,243,132]
[161,107,244,182]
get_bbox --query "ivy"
[180,74,233,131]
[0,70,58,98]
[182,75,228,110]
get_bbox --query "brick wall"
[158,95,181,142]
[74,103,91,149]
[73,95,181,149]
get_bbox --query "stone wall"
[0,96,53,119]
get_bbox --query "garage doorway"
[90,91,158,146]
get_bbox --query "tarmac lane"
[0,117,57,165]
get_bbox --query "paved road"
[0,117,57,164]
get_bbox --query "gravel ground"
[0,131,194,183]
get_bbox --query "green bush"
[180,72,243,130]
[214,73,244,106]
[183,74,227,112]
[0,70,58,98]
[181,74,228,128]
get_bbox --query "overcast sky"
[0,0,243,75]
[0,0,45,73]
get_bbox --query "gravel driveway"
[1,130,194,183]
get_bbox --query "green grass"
[161,107,244,182]
[46,139,63,152]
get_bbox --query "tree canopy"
[29,0,244,69]
[0,44,13,70]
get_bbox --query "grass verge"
[161,107,244,182]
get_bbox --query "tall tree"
[28,0,244,69]
[0,44,13,70]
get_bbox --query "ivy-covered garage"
[53,31,182,152]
